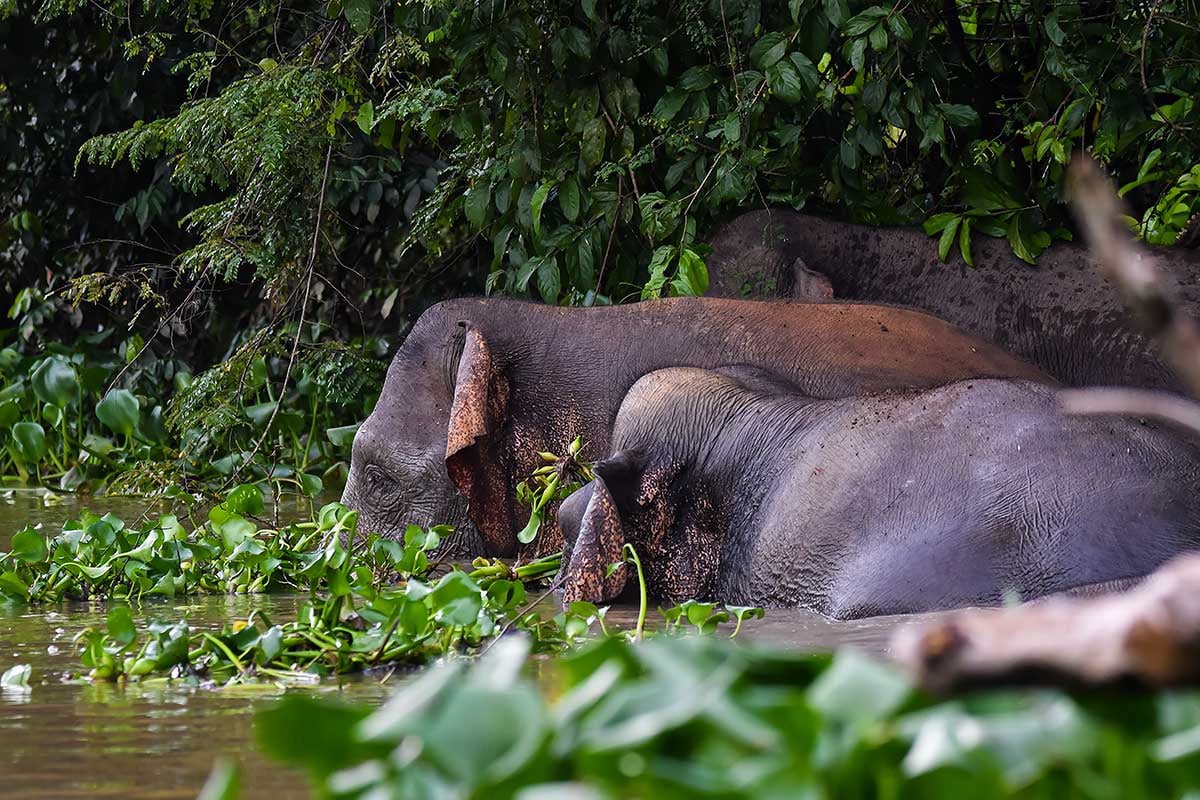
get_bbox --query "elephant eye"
[363,464,398,500]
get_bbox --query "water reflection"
[0,490,944,798]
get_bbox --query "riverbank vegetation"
[239,634,1200,799]
[4,0,1199,494]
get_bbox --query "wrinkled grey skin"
[559,367,1200,619]
[706,210,1200,390]
[342,297,1049,557]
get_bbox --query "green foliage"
[250,634,1200,799]
[22,0,1200,323]
[0,330,378,491]
[516,436,593,545]
[7,0,1198,483]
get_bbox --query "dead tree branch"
[1060,387,1200,436]
[1065,154,1200,396]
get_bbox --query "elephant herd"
[342,213,1200,620]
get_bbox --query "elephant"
[341,297,1050,558]
[705,210,1200,390]
[558,366,1200,618]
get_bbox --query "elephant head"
[559,447,726,606]
[342,315,513,558]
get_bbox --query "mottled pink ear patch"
[445,327,512,555]
[562,477,628,604]
[792,257,834,301]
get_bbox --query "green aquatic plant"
[243,634,1200,800]
[515,436,594,546]
[70,552,564,684]
[0,485,410,604]
[0,335,379,493]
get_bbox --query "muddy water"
[0,490,945,799]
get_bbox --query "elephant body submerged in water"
[342,297,1049,557]
[559,367,1200,618]
[706,210,1200,390]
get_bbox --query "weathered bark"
[892,555,1200,691]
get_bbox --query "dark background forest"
[1,0,1198,489]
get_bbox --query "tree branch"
[1066,155,1200,396]
[1060,387,1200,436]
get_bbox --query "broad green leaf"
[31,357,77,408]
[0,399,19,428]
[824,0,850,27]
[789,52,820,91]
[343,0,371,34]
[849,37,867,72]
[11,527,46,563]
[577,238,595,287]
[581,117,606,166]
[839,137,859,170]
[107,606,137,648]
[646,47,668,77]
[95,389,139,438]
[670,248,709,297]
[808,649,911,724]
[12,421,47,463]
[652,89,688,123]
[244,401,276,427]
[517,508,541,545]
[939,103,979,128]
[887,13,913,41]
[767,61,805,104]
[223,483,265,516]
[559,178,580,222]
[922,212,959,235]
[0,664,31,688]
[430,571,484,627]
[0,571,30,601]
[530,182,553,239]
[862,79,887,113]
[641,245,674,300]
[326,423,360,448]
[1043,13,1066,45]
[464,180,491,228]
[869,24,888,51]
[1007,212,1050,264]
[844,11,880,36]
[722,114,741,143]
[679,65,719,91]
[300,473,324,498]
[750,33,788,69]
[356,101,374,134]
[258,694,370,771]
[959,218,974,267]
[938,216,962,261]
[536,258,561,304]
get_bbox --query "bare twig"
[1060,388,1200,436]
[1065,155,1200,396]
[595,175,624,294]
[222,144,333,490]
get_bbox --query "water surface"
[0,490,941,799]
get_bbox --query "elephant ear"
[445,326,512,555]
[790,257,834,301]
[562,474,629,604]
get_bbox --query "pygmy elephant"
[706,210,1200,390]
[559,367,1200,618]
[342,297,1050,557]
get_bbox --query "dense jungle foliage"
[2,0,1199,487]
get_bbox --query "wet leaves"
[249,635,1200,800]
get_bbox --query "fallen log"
[892,554,1200,692]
